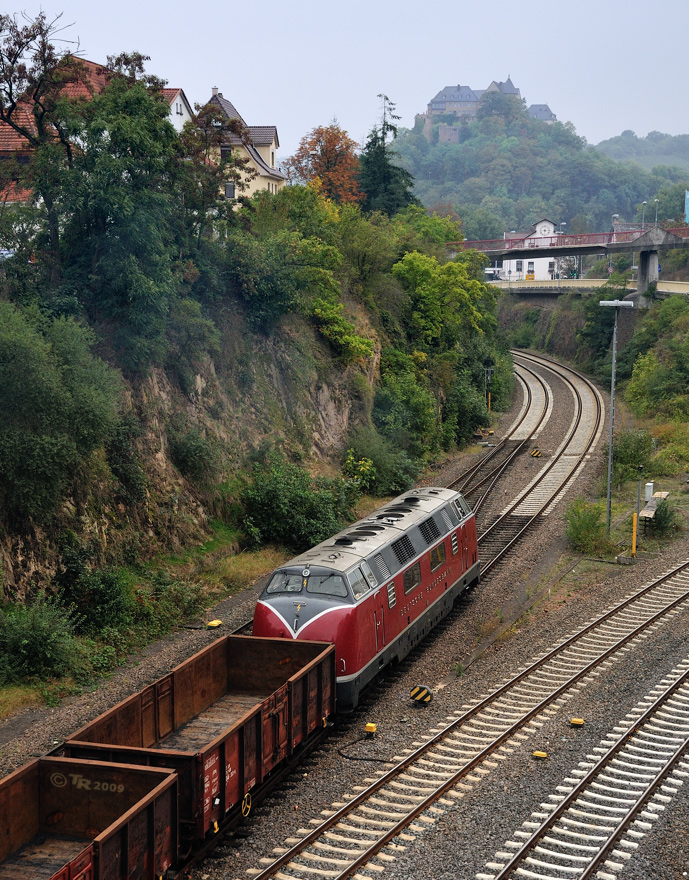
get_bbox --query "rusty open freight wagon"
[62,635,335,847]
[0,756,177,880]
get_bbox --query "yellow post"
[632,512,638,558]
[488,391,491,413]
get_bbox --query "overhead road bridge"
[490,278,689,297]
[451,225,689,297]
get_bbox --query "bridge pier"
[637,250,659,298]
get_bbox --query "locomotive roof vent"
[334,537,355,545]
[403,496,421,504]
[351,529,379,536]
[427,489,441,494]
[385,505,413,513]
[376,512,404,521]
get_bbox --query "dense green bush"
[106,413,147,504]
[241,453,360,553]
[373,369,441,459]
[132,573,203,638]
[565,500,612,555]
[0,304,122,524]
[653,500,681,537]
[346,427,420,495]
[58,566,136,635]
[169,427,218,483]
[609,430,654,485]
[0,596,77,683]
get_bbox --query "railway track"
[476,352,604,576]
[449,360,552,511]
[241,562,689,880]
[481,655,689,880]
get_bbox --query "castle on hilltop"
[416,76,556,142]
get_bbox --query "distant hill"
[594,131,689,173]
[395,107,689,239]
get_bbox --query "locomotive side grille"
[386,581,396,608]
[392,535,415,566]
[419,516,441,545]
[374,554,391,579]
[440,509,453,531]
[451,532,459,555]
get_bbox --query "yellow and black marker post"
[410,685,433,704]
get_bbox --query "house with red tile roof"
[208,89,286,197]
[0,59,195,203]
[161,87,194,133]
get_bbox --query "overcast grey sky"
[17,0,689,156]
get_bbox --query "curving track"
[468,352,605,577]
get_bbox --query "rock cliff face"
[1,312,374,599]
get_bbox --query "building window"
[224,182,235,199]
[516,260,523,272]
[271,151,275,167]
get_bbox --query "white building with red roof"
[161,88,194,132]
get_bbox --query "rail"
[489,657,689,880]
[477,351,603,577]
[247,561,689,880]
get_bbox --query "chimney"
[212,87,218,96]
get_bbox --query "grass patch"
[0,683,41,717]
[200,547,288,596]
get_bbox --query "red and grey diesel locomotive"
[253,487,479,711]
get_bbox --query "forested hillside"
[396,96,689,238]
[595,130,689,174]
[0,25,509,607]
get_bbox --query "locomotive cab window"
[360,560,378,588]
[266,572,303,593]
[306,574,349,598]
[430,542,446,572]
[403,562,422,594]
[349,567,371,601]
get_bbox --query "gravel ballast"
[2,358,688,880]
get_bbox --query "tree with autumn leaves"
[283,122,362,204]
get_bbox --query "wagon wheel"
[241,792,252,817]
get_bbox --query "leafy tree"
[0,302,122,523]
[0,13,93,271]
[476,91,528,124]
[391,250,493,349]
[176,103,256,245]
[58,71,180,368]
[358,95,418,216]
[283,122,362,204]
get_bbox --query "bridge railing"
[456,226,689,253]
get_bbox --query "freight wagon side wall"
[225,637,334,693]
[0,761,40,863]
[69,638,231,749]
[0,758,177,880]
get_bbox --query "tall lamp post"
[642,200,647,229]
[600,299,634,534]
[654,198,659,225]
